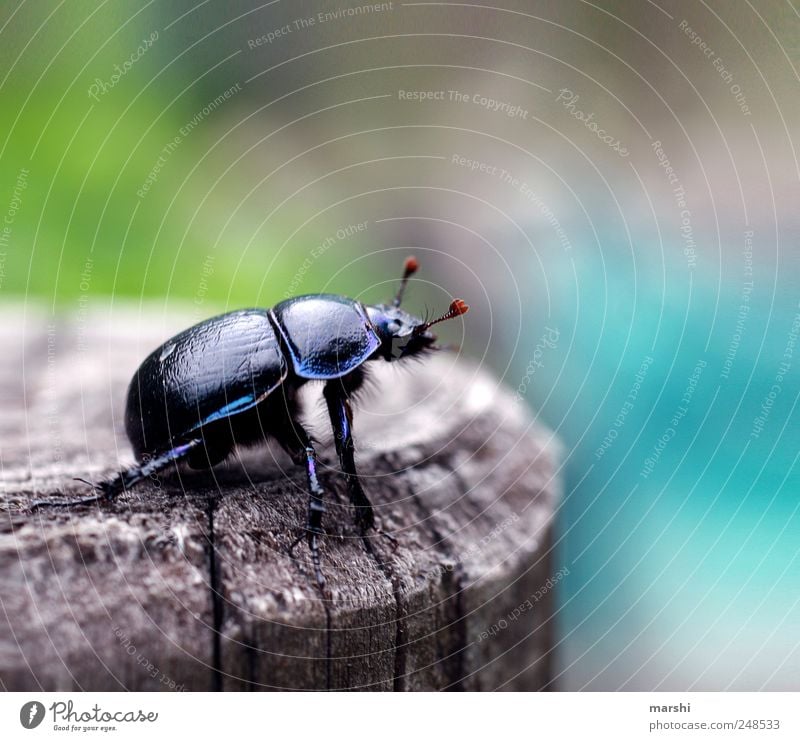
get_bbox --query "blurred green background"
[2,0,799,689]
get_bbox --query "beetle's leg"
[287,445,326,589]
[323,382,375,533]
[30,439,201,510]
[273,416,327,588]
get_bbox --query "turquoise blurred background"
[1,0,798,689]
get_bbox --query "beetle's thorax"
[270,294,381,379]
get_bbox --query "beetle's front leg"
[323,382,375,533]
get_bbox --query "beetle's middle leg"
[272,413,327,588]
[323,380,375,533]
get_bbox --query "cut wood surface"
[0,307,561,691]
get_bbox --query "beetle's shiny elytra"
[32,257,469,588]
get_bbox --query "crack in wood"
[358,532,408,691]
[403,475,468,690]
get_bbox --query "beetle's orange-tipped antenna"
[393,256,419,307]
[413,299,469,334]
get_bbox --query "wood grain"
[0,308,561,691]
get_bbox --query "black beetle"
[33,257,468,587]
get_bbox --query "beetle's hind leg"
[30,478,113,509]
[30,439,201,510]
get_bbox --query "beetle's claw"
[30,493,106,510]
[30,479,110,510]
[359,514,399,551]
[287,529,306,558]
[287,528,327,589]
[73,476,102,491]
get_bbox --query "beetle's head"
[366,256,469,362]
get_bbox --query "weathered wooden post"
[0,309,560,691]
